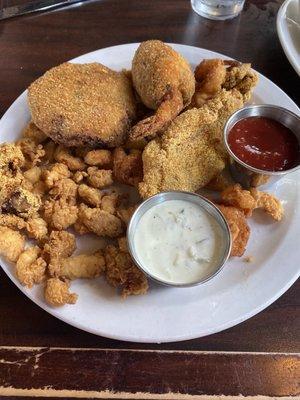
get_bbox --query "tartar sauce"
[134,200,224,284]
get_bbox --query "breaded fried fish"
[28,63,137,147]
[139,89,244,198]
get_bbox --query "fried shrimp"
[129,40,195,141]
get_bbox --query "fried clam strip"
[45,277,78,307]
[216,205,250,257]
[129,40,195,142]
[139,90,244,199]
[221,184,284,221]
[16,246,47,288]
[77,204,123,238]
[54,145,86,171]
[0,226,25,262]
[113,147,143,187]
[48,251,105,279]
[43,231,76,262]
[104,238,148,297]
[4,188,41,219]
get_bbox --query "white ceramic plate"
[277,0,300,76]
[1,44,300,343]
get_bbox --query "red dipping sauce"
[228,116,300,171]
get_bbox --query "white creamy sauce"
[134,200,224,284]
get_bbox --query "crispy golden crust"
[44,278,78,306]
[84,149,112,168]
[250,188,284,221]
[43,230,76,261]
[221,184,257,217]
[16,246,46,288]
[49,251,105,280]
[43,199,78,230]
[132,40,195,109]
[217,204,250,257]
[78,184,103,207]
[113,147,143,187]
[0,214,26,230]
[0,143,25,170]
[139,104,223,198]
[43,163,71,188]
[130,40,195,140]
[87,167,113,189]
[0,226,25,262]
[104,243,148,297]
[26,217,48,240]
[28,62,137,147]
[54,145,86,171]
[78,204,123,238]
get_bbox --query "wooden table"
[0,0,299,398]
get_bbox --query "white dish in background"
[0,43,299,343]
[277,0,300,76]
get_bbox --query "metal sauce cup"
[224,105,300,188]
[127,191,232,288]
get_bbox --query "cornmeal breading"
[0,143,25,170]
[28,62,137,147]
[0,214,26,230]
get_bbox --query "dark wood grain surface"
[0,0,299,397]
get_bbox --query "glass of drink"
[191,0,245,20]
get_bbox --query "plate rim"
[0,42,299,343]
[276,0,300,76]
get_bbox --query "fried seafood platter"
[0,41,294,323]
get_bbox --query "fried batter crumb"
[43,163,71,188]
[84,149,112,167]
[78,184,102,207]
[101,193,119,215]
[0,226,25,262]
[73,170,88,183]
[16,246,47,288]
[26,217,48,240]
[87,167,113,189]
[104,243,148,297]
[49,251,105,280]
[43,230,76,261]
[54,145,86,171]
[43,199,78,230]
[113,147,143,187]
[44,277,78,306]
[79,204,123,238]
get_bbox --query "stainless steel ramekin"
[127,191,232,288]
[224,105,300,188]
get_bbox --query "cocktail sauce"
[228,116,300,171]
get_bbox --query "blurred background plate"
[277,0,300,76]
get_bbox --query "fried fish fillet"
[139,89,244,198]
[129,40,195,142]
[28,63,137,147]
